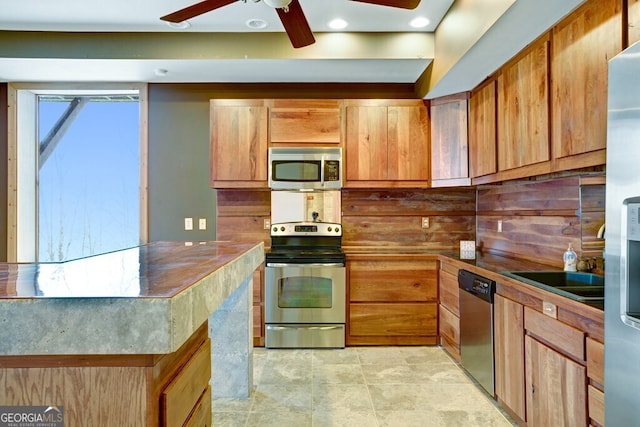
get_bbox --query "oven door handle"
[266,262,345,268]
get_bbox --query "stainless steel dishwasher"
[458,269,497,396]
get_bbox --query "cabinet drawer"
[525,306,585,360]
[161,339,211,427]
[438,304,460,361]
[439,269,459,315]
[588,385,604,427]
[586,337,604,387]
[349,260,437,302]
[185,386,212,427]
[350,303,437,336]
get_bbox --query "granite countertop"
[0,241,264,355]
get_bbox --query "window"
[7,85,147,262]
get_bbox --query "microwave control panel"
[324,160,340,182]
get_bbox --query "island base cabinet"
[0,322,211,427]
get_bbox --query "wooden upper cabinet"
[469,80,497,178]
[210,99,268,188]
[497,35,551,172]
[629,0,640,46]
[268,99,341,145]
[345,100,429,188]
[430,93,471,187]
[346,104,389,181]
[551,0,622,167]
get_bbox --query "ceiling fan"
[160,0,421,49]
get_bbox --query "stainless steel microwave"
[268,147,342,190]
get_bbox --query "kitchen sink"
[501,271,604,302]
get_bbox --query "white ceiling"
[0,0,587,97]
[1,0,453,33]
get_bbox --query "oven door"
[265,263,346,324]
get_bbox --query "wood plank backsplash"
[216,175,604,266]
[476,175,605,267]
[342,189,476,248]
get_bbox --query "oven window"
[278,276,332,308]
[272,160,321,182]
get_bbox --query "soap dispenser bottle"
[563,244,578,272]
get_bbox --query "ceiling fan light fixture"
[263,0,292,9]
[166,20,191,29]
[328,18,348,30]
[409,16,430,28]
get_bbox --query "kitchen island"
[0,241,263,426]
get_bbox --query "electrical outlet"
[184,217,193,231]
[421,217,430,229]
[497,220,503,233]
[264,219,271,229]
[198,218,206,230]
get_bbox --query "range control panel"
[271,222,342,237]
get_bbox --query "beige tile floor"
[213,346,516,427]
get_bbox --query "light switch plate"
[421,217,430,228]
[198,218,206,230]
[184,217,193,231]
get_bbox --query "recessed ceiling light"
[166,21,191,30]
[246,18,268,29]
[328,18,348,30]
[409,17,430,29]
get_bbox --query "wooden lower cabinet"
[253,264,265,346]
[525,335,587,427]
[494,291,594,427]
[494,294,526,421]
[347,255,438,345]
[438,260,461,360]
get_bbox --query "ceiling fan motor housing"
[263,0,293,8]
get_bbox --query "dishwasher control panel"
[458,269,496,303]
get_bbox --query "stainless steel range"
[265,221,346,349]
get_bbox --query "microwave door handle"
[320,159,325,187]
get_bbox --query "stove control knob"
[327,226,333,232]
[280,226,285,232]
[272,226,278,233]
[335,227,340,233]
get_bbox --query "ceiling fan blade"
[160,0,237,23]
[276,0,315,49]
[350,0,421,10]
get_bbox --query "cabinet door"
[210,100,268,188]
[269,99,341,144]
[525,335,587,427]
[497,35,550,171]
[345,105,388,181]
[345,100,430,187]
[551,0,621,163]
[388,105,430,182]
[629,0,640,46]
[469,80,497,178]
[494,294,526,422]
[429,94,470,186]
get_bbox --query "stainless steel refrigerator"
[605,40,640,425]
